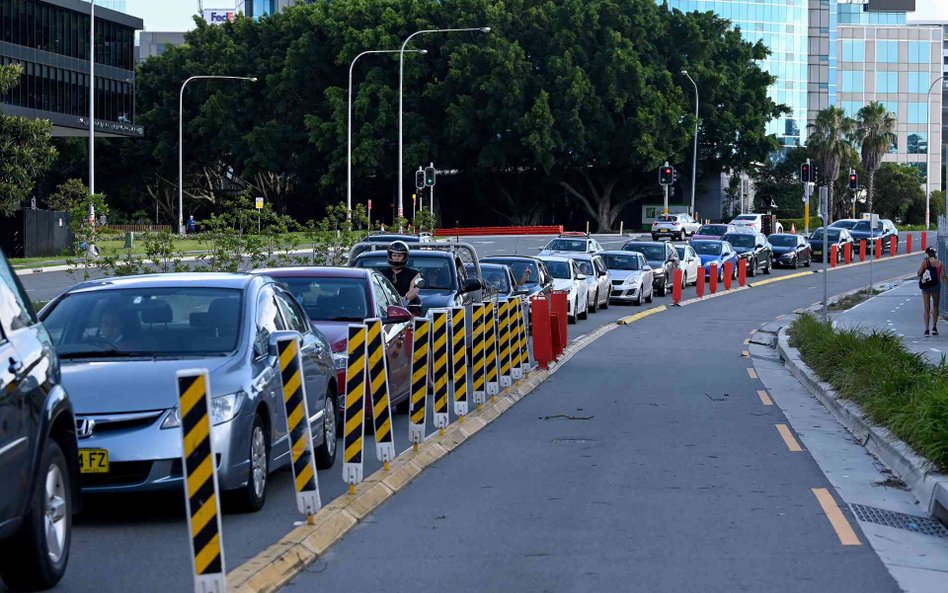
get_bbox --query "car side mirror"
[462,278,482,293]
[384,305,412,324]
[576,273,587,281]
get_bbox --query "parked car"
[601,251,654,306]
[480,255,554,300]
[0,251,79,592]
[691,224,738,242]
[768,233,812,268]
[620,241,679,296]
[722,231,773,276]
[691,240,739,281]
[38,273,338,513]
[538,233,603,256]
[674,244,701,286]
[651,213,701,241]
[808,227,854,263]
[253,267,414,418]
[729,213,784,234]
[571,253,611,313]
[538,256,588,323]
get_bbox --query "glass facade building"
[0,0,142,137]
[236,0,300,19]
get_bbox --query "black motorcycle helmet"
[387,240,410,270]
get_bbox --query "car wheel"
[0,440,72,592]
[764,257,772,274]
[601,289,610,309]
[315,389,337,470]
[634,290,642,306]
[590,290,599,314]
[568,300,577,324]
[578,299,588,320]
[231,414,269,513]
[645,283,654,303]
[677,231,685,241]
[659,277,668,297]
[748,258,757,277]
[804,255,811,268]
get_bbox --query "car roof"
[358,249,454,259]
[253,266,369,279]
[601,249,643,257]
[67,272,257,294]
[539,255,575,263]
[481,255,543,262]
[722,229,759,235]
[768,233,798,238]
[624,241,666,247]
[691,239,724,244]
[367,234,421,242]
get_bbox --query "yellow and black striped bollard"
[451,306,469,420]
[485,299,500,399]
[275,334,321,522]
[516,296,531,375]
[510,298,525,380]
[176,369,226,593]
[408,317,430,449]
[343,324,367,494]
[431,309,450,434]
[498,299,513,388]
[471,303,487,410]
[365,318,395,469]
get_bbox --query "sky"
[128,0,948,32]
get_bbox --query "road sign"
[255,197,264,210]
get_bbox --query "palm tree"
[807,106,855,221]
[853,102,897,219]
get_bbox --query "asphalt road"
[5,235,921,593]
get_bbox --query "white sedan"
[601,251,654,306]
[674,244,701,286]
[572,253,611,313]
[539,256,589,323]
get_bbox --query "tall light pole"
[926,75,946,230]
[348,49,426,220]
[681,69,699,217]
[179,75,256,235]
[88,0,96,219]
[397,27,490,222]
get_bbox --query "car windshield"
[544,261,572,279]
[603,254,641,270]
[623,244,664,261]
[831,220,858,229]
[486,259,539,286]
[733,215,757,221]
[576,260,595,275]
[723,234,755,248]
[545,239,586,252]
[697,225,726,237]
[481,267,511,293]
[279,277,368,322]
[693,242,722,255]
[356,254,455,290]
[852,221,879,232]
[769,235,798,247]
[811,229,841,241]
[41,287,242,358]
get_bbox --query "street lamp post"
[88,0,96,219]
[926,75,946,230]
[681,70,699,217]
[178,75,256,235]
[397,27,490,222]
[348,49,425,220]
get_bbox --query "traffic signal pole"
[663,184,669,215]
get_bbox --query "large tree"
[807,106,854,221]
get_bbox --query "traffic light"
[659,165,675,186]
[424,166,436,187]
[800,163,810,184]
[415,168,425,190]
[848,172,858,192]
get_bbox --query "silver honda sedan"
[38,273,337,512]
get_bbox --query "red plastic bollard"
[696,268,705,298]
[922,232,928,252]
[830,245,837,268]
[550,290,568,348]
[709,264,718,294]
[859,240,866,262]
[844,242,852,265]
[907,234,913,254]
[890,235,897,256]
[672,269,683,305]
[874,238,882,260]
[529,296,553,370]
[723,261,733,290]
[548,312,562,359]
[738,258,747,287]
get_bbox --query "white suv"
[729,213,784,235]
[538,234,603,256]
[651,213,700,241]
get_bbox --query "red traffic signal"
[800,163,811,184]
[659,166,675,186]
[848,173,858,191]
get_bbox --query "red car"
[253,267,414,415]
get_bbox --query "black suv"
[0,251,78,591]
[722,232,773,277]
[620,241,679,296]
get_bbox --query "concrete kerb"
[774,324,948,525]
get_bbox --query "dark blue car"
[691,240,739,281]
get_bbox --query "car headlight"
[161,392,242,429]
[623,276,637,285]
[332,352,348,371]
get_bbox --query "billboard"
[202,9,236,24]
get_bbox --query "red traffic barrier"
[738,258,747,287]
[723,261,733,290]
[530,296,553,370]
[907,234,913,254]
[549,312,563,359]
[844,242,852,265]
[874,238,882,260]
[890,235,897,256]
[550,290,568,351]
[830,245,837,268]
[709,264,718,294]
[696,268,705,299]
[672,269,683,305]
[859,239,866,262]
[922,232,928,252]
[434,225,563,237]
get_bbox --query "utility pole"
[821,185,829,324]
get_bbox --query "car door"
[253,286,289,456]
[592,256,609,299]
[665,243,678,278]
[274,288,328,431]
[374,273,412,402]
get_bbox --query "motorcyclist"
[379,241,422,303]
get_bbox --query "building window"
[908,101,928,124]
[842,101,863,117]
[877,71,898,93]
[841,40,865,62]
[877,40,899,63]
[909,162,928,178]
[841,71,864,93]
[908,133,928,155]
[882,100,898,118]
[888,137,898,154]
[908,41,929,64]
[909,72,933,94]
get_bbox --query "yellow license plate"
[79,449,109,474]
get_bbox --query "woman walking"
[918,246,947,336]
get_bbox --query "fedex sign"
[202,9,236,24]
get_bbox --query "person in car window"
[98,309,141,349]
[380,240,422,302]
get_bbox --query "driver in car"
[380,240,423,303]
[98,309,140,350]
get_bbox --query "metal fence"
[937,215,948,316]
[0,209,72,258]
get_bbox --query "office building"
[907,19,948,190]
[0,0,143,137]
[235,0,298,19]
[137,31,186,63]
[93,0,126,12]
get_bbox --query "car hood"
[418,289,458,312]
[61,357,236,414]
[698,253,724,266]
[772,245,796,255]
[313,320,349,350]
[609,270,643,282]
[691,234,721,242]
[730,245,753,254]
[552,279,575,292]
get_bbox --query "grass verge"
[790,313,948,470]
